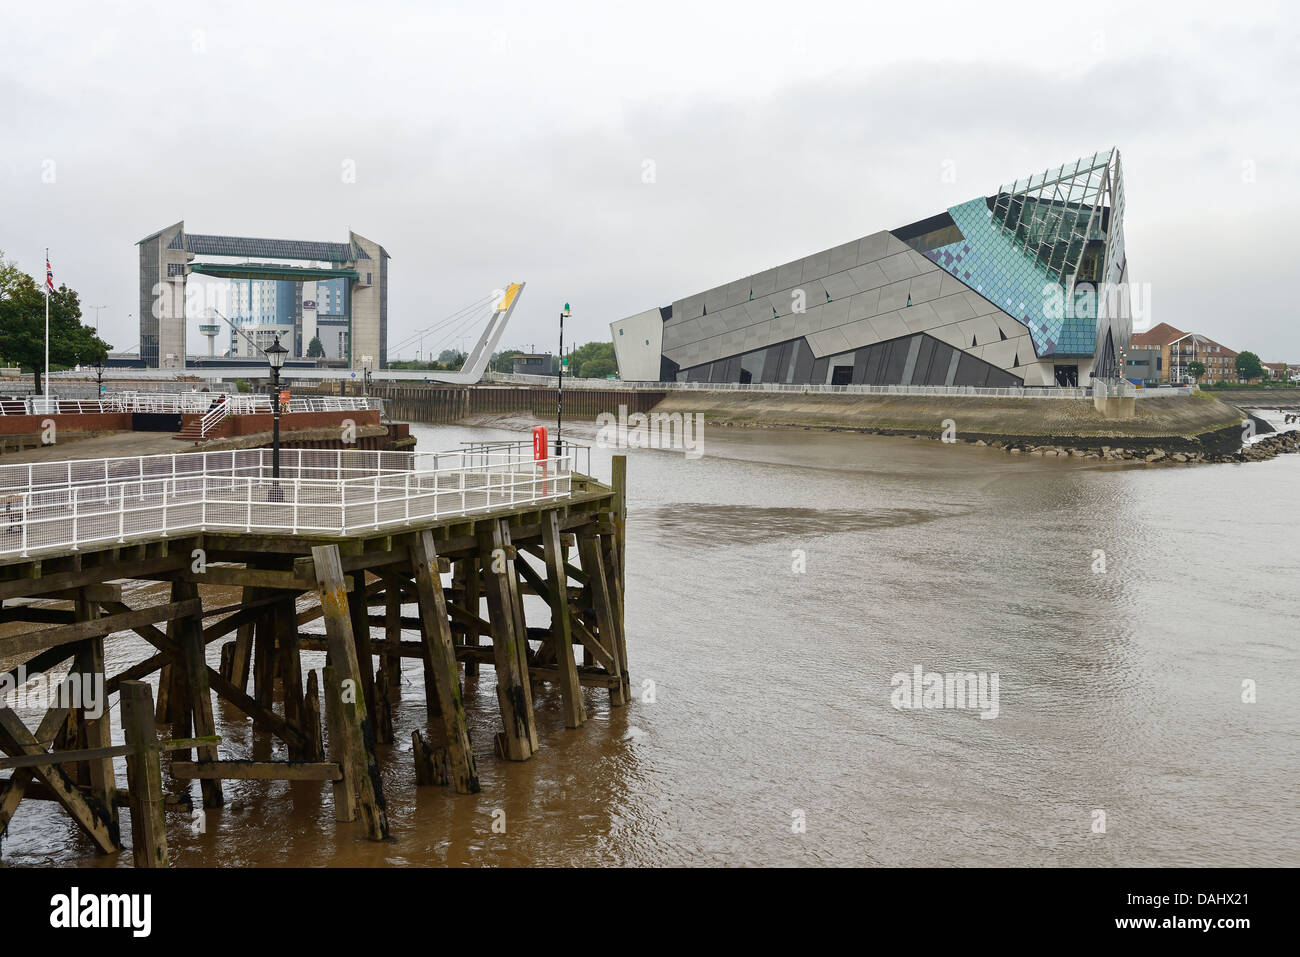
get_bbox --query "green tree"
[306,335,325,358]
[567,340,618,378]
[1235,351,1264,381]
[0,251,111,394]
[580,357,617,378]
[1187,360,1206,380]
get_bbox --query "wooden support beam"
[409,530,480,792]
[599,531,631,701]
[171,760,342,782]
[0,707,120,854]
[172,579,223,810]
[0,554,186,602]
[0,668,77,838]
[74,591,118,826]
[348,570,379,735]
[578,533,627,706]
[40,584,124,603]
[542,512,585,728]
[276,596,305,758]
[119,680,167,867]
[477,521,537,762]
[0,607,76,625]
[381,573,404,701]
[312,544,390,838]
[302,670,324,762]
[460,557,481,677]
[2,599,201,658]
[206,666,308,750]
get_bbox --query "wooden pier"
[0,448,628,865]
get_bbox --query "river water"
[5,415,1298,867]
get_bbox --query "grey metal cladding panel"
[820,270,858,302]
[675,293,706,321]
[961,290,1000,317]
[878,279,911,313]
[724,278,750,308]
[703,285,730,316]
[902,301,940,333]
[857,232,891,264]
[847,261,889,292]
[938,272,972,298]
[775,262,803,290]
[848,288,880,321]
[884,233,912,256]
[794,278,826,307]
[907,270,944,305]
[793,339,816,382]
[791,304,822,335]
[719,303,749,332]
[749,268,778,298]
[878,251,920,283]
[930,291,977,325]
[819,297,851,331]
[744,299,772,324]
[827,240,858,274]
[799,251,830,283]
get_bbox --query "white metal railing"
[0,446,588,496]
[199,401,230,437]
[0,447,580,558]
[107,392,272,415]
[479,372,1100,398]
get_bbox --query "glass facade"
[917,149,1127,359]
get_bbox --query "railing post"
[161,478,169,537]
[246,478,252,532]
[292,481,299,534]
[374,476,380,529]
[71,488,79,550]
[117,484,125,543]
[405,472,411,524]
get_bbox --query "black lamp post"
[556,302,570,457]
[266,335,288,479]
[91,360,105,398]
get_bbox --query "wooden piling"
[382,573,404,700]
[74,590,118,823]
[120,680,168,868]
[542,512,585,727]
[312,545,390,839]
[409,530,480,793]
[173,579,224,809]
[578,532,626,706]
[477,522,537,761]
[302,670,325,762]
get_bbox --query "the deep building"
[612,149,1131,389]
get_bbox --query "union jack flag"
[45,257,54,294]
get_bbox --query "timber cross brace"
[0,455,628,865]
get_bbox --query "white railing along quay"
[0,449,579,559]
[0,393,385,417]
[479,371,1197,400]
[0,447,576,497]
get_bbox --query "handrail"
[0,451,578,559]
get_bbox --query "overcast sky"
[2,1,1297,362]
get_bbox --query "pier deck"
[0,444,628,865]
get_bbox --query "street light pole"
[266,334,288,480]
[556,303,570,457]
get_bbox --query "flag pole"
[44,246,50,400]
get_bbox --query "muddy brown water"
[3,416,1298,866]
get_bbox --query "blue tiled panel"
[919,198,1095,357]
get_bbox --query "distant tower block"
[198,323,221,357]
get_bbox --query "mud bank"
[649,391,1270,463]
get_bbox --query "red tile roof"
[1130,322,1186,347]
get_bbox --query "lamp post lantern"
[266,334,288,479]
[91,360,105,397]
[556,303,570,457]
